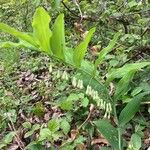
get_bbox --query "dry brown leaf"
[91,138,109,145]
[109,82,115,96]
[76,143,86,150]
[44,112,51,121]
[71,129,79,140]
[8,144,19,150]
[144,137,150,145]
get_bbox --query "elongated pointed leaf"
[0,41,37,50]
[107,62,150,82]
[51,14,65,60]
[73,27,96,67]
[32,7,52,54]
[119,92,148,126]
[0,41,24,48]
[114,71,135,100]
[94,119,120,150]
[0,23,38,47]
[94,32,121,73]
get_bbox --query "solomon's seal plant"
[0,7,150,150]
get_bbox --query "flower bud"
[49,64,53,73]
[102,101,106,110]
[72,77,77,87]
[97,98,102,107]
[103,111,108,118]
[56,70,61,79]
[93,91,99,100]
[108,103,112,112]
[77,79,84,89]
[91,89,95,97]
[106,103,109,113]
[86,85,92,95]
[107,112,111,119]
[62,71,69,80]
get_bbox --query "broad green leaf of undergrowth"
[32,7,52,54]
[0,131,16,149]
[119,92,149,126]
[22,122,32,129]
[48,119,60,132]
[94,32,121,74]
[59,93,79,110]
[60,119,70,135]
[94,119,120,150]
[114,70,135,100]
[51,14,65,60]
[107,62,150,82]
[130,133,141,150]
[73,27,96,67]
[38,128,52,141]
[0,23,38,48]
[25,142,45,150]
[24,124,40,138]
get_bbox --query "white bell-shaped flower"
[49,64,53,73]
[108,103,112,112]
[72,77,77,87]
[103,111,108,118]
[56,70,61,79]
[62,71,69,80]
[77,79,84,89]
[102,101,106,110]
[86,85,92,95]
[93,91,99,100]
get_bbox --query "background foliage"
[0,0,150,149]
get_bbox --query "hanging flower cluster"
[49,64,53,73]
[55,70,69,80]
[62,71,69,80]
[71,77,112,119]
[52,70,113,119]
[71,77,84,89]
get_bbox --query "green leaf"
[114,71,135,100]
[3,132,16,144]
[0,41,24,49]
[32,7,52,54]
[119,92,148,126]
[59,93,79,111]
[32,102,45,117]
[0,23,38,48]
[24,131,34,138]
[0,41,38,50]
[107,62,150,82]
[100,147,112,150]
[32,124,40,130]
[130,133,141,150]
[53,0,61,9]
[0,131,16,149]
[131,87,143,97]
[81,97,89,107]
[73,27,96,67]
[94,32,121,73]
[48,119,60,132]
[60,100,73,111]
[60,119,70,135]
[93,119,119,150]
[22,122,32,129]
[25,143,45,150]
[38,128,52,141]
[24,124,40,138]
[51,14,65,60]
